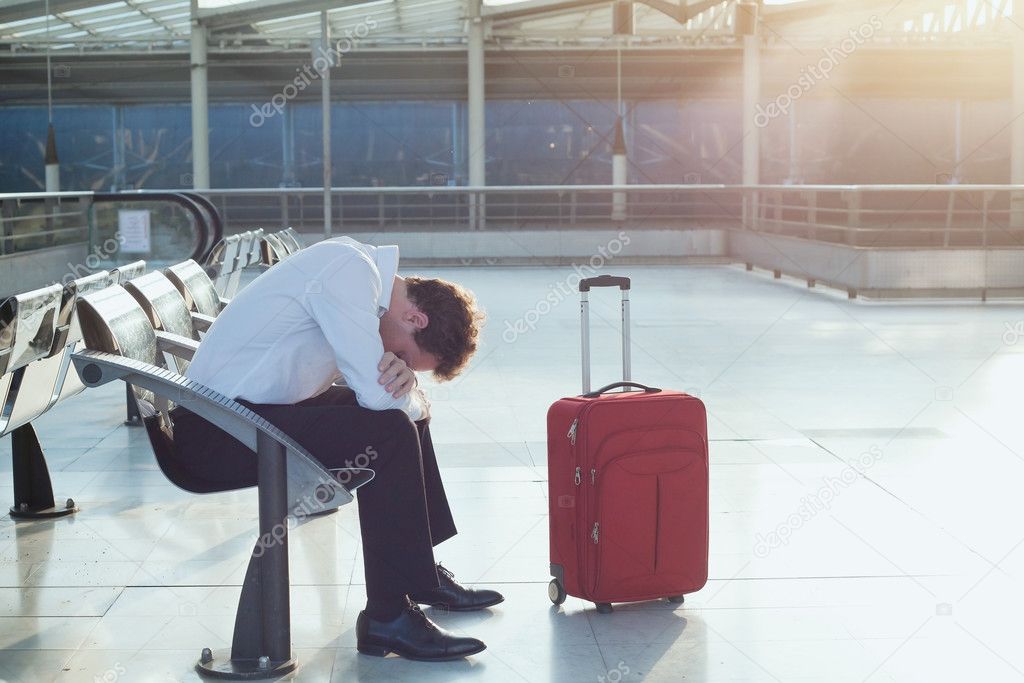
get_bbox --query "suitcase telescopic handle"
[582,381,661,398]
[579,275,631,292]
[580,274,631,394]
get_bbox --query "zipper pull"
[592,522,600,544]
[567,418,578,445]
[590,468,596,485]
[574,467,581,486]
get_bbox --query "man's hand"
[378,351,417,398]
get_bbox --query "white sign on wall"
[118,209,151,254]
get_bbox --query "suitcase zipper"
[592,522,600,544]
[574,467,581,486]
[567,417,578,445]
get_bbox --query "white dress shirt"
[186,236,426,421]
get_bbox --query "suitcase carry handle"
[582,381,661,398]
[579,275,631,292]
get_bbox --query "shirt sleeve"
[303,251,425,421]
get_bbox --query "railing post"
[944,190,955,247]
[378,192,385,228]
[982,190,994,248]
[0,198,11,255]
[570,191,577,226]
[843,190,861,246]
[804,190,818,240]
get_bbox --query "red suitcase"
[547,275,709,613]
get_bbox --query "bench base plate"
[195,651,297,680]
[9,501,78,520]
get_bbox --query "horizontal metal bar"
[2,226,88,240]
[7,185,1024,202]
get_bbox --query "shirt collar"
[373,244,400,316]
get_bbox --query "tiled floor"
[1,264,1023,682]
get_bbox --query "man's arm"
[304,255,426,421]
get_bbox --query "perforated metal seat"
[206,234,242,297]
[124,271,201,374]
[111,260,146,285]
[124,271,197,340]
[260,233,289,266]
[0,284,63,436]
[225,231,256,297]
[54,271,118,406]
[164,259,223,321]
[281,227,304,251]
[2,284,74,433]
[276,229,302,255]
[248,228,265,264]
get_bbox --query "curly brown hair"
[405,277,484,381]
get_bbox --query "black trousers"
[170,386,454,602]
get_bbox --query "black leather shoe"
[356,599,486,661]
[409,564,505,612]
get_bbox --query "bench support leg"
[196,431,297,679]
[124,383,142,427]
[8,424,78,520]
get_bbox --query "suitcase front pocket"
[590,446,706,599]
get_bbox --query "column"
[467,0,486,229]
[190,23,210,190]
[1011,0,1024,227]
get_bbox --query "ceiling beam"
[0,0,104,24]
[196,0,384,30]
[484,0,726,27]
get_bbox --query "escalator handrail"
[93,191,213,262]
[178,191,224,262]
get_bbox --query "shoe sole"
[357,642,487,661]
[414,596,505,612]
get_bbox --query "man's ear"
[406,308,429,330]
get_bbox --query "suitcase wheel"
[548,579,567,606]
[595,602,613,614]
[667,595,685,604]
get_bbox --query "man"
[172,236,501,661]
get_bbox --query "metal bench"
[72,284,373,679]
